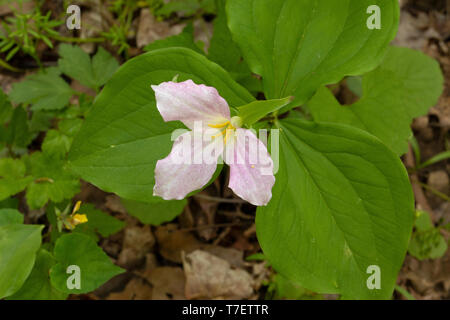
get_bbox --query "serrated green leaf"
[0,89,13,124]
[6,249,68,300]
[0,224,43,298]
[50,233,124,294]
[256,119,414,299]
[69,47,253,203]
[73,203,125,239]
[307,47,444,155]
[227,0,399,108]
[0,158,32,201]
[9,68,73,111]
[58,44,119,89]
[25,152,80,209]
[42,129,72,160]
[121,197,186,226]
[238,97,292,126]
[408,210,448,261]
[5,106,32,149]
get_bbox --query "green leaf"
[5,105,32,149]
[238,97,292,126]
[9,68,73,111]
[143,24,203,54]
[0,224,43,298]
[408,210,448,260]
[0,158,33,201]
[91,47,120,88]
[41,129,72,160]
[209,0,249,75]
[209,0,260,94]
[307,47,444,155]
[7,249,68,300]
[0,197,18,210]
[121,198,186,226]
[25,152,80,209]
[256,119,414,299]
[50,233,124,294]
[270,274,322,300]
[73,203,125,239]
[59,45,118,90]
[0,89,13,124]
[0,208,23,226]
[227,0,399,107]
[69,47,253,203]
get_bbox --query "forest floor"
[0,0,448,300]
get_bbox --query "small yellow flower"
[64,201,88,230]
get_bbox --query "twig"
[175,221,251,233]
[194,194,247,204]
[405,144,436,222]
[218,210,254,220]
[243,224,256,238]
[50,35,105,43]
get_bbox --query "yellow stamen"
[212,129,227,139]
[208,121,230,129]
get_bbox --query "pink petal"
[154,129,223,200]
[151,80,230,129]
[225,129,275,206]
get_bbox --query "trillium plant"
[0,0,444,300]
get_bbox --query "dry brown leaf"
[136,8,184,48]
[118,225,155,268]
[106,278,153,300]
[182,250,254,300]
[147,267,186,300]
[155,224,208,263]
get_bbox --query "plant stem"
[0,57,23,72]
[395,285,416,300]
[50,35,105,43]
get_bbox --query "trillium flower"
[151,80,275,206]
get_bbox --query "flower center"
[208,119,238,144]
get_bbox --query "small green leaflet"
[0,158,33,201]
[5,106,32,150]
[58,45,119,90]
[256,119,414,299]
[50,233,124,294]
[9,68,73,111]
[227,0,399,108]
[307,46,444,155]
[238,97,292,126]
[25,152,80,209]
[408,210,448,260]
[0,89,12,123]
